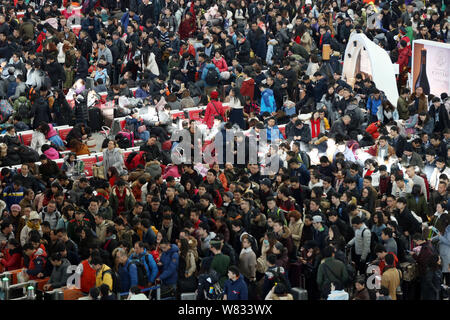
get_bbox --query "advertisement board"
[411,40,450,96]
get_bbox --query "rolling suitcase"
[291,273,308,300]
[291,287,308,300]
[181,292,197,300]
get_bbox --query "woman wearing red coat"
[212,51,228,72]
[240,68,255,101]
[178,11,196,40]
[397,40,411,73]
[0,239,23,271]
[203,91,226,129]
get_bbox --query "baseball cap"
[312,215,323,223]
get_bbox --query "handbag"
[93,165,105,179]
[211,101,225,122]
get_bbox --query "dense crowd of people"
[0,0,449,301]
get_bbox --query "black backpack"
[128,256,150,287]
[205,67,220,86]
[102,269,121,294]
[115,133,132,149]
[221,242,236,266]
[18,145,39,163]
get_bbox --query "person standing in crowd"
[0,0,447,303]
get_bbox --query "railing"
[1,279,38,300]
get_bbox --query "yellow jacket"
[323,117,330,130]
[96,264,113,291]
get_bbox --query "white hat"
[312,215,323,223]
[29,211,40,221]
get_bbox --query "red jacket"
[379,252,398,273]
[240,78,255,101]
[397,46,411,73]
[0,248,23,271]
[212,57,228,72]
[80,259,96,293]
[204,100,226,129]
[366,121,381,140]
[26,244,47,280]
[36,32,46,53]
[179,43,196,57]
[125,151,146,171]
[178,17,196,40]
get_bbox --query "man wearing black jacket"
[45,55,66,88]
[140,136,161,161]
[236,34,251,65]
[78,30,92,60]
[395,197,421,239]
[74,50,89,81]
[389,125,407,158]
[139,0,154,25]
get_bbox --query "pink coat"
[45,124,58,139]
[44,147,60,160]
[212,57,228,72]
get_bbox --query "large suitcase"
[291,287,308,300]
[181,292,197,300]
[88,107,104,132]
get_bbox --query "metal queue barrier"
[1,273,38,300]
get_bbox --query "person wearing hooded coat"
[73,92,89,125]
[52,89,74,126]
[30,88,53,129]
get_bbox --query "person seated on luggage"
[265,282,294,300]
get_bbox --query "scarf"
[115,187,127,214]
[241,247,253,254]
[310,118,321,138]
[26,220,40,230]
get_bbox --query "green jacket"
[291,42,309,61]
[317,257,349,289]
[211,253,230,288]
[13,96,32,124]
[397,96,409,120]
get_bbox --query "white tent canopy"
[343,33,399,107]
